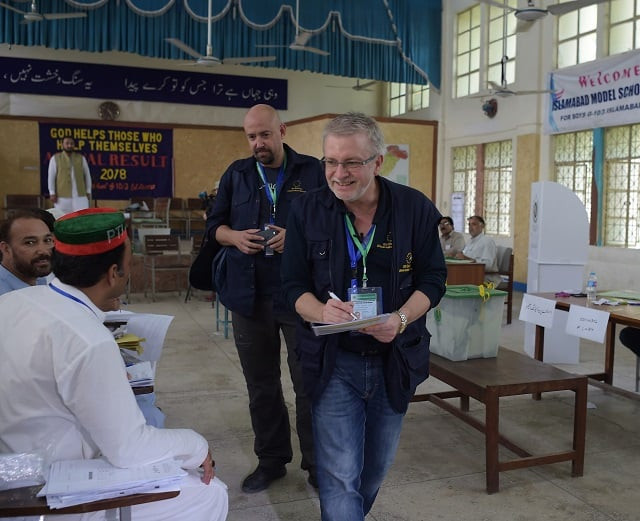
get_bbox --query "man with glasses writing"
[281,112,446,521]
[208,104,324,492]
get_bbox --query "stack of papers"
[38,458,185,509]
[116,334,145,356]
[126,361,154,387]
[311,314,391,336]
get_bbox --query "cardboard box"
[426,284,506,361]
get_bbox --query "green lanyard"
[255,156,286,223]
[344,215,376,288]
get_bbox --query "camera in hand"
[255,227,277,256]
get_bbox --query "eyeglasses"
[320,154,377,172]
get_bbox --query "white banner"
[545,49,640,134]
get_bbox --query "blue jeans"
[312,349,405,521]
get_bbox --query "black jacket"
[281,177,447,413]
[207,144,325,317]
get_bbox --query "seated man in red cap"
[0,208,228,521]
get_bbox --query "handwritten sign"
[39,123,173,200]
[0,56,287,109]
[565,305,610,343]
[519,294,556,328]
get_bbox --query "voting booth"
[427,285,507,361]
[524,181,589,363]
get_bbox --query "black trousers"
[231,297,315,473]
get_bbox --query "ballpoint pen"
[328,291,358,321]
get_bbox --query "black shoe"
[307,471,318,489]
[241,466,287,493]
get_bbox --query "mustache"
[32,254,51,263]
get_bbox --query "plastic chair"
[496,245,514,325]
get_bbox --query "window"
[388,83,429,117]
[452,140,512,236]
[455,5,481,97]
[487,0,517,87]
[483,140,512,236]
[609,0,640,55]
[603,124,640,248]
[389,83,406,117]
[553,131,594,220]
[552,125,640,249]
[452,145,477,221]
[557,2,598,67]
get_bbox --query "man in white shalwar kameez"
[0,208,228,521]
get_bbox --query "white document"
[126,314,174,362]
[311,313,391,336]
[565,304,610,343]
[519,293,556,328]
[39,458,186,497]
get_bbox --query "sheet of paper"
[565,304,610,343]
[518,293,556,328]
[126,314,174,362]
[39,458,185,496]
[311,313,391,336]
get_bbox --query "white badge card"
[565,304,610,343]
[518,293,556,328]
[348,286,382,320]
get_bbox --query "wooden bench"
[411,347,587,493]
[0,485,178,519]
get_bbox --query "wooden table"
[0,485,178,519]
[533,292,640,386]
[445,261,485,285]
[411,348,587,493]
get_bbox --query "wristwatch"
[394,310,408,334]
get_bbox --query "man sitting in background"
[455,215,500,285]
[0,208,54,295]
[0,208,228,521]
[438,216,465,257]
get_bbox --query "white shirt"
[0,279,207,469]
[462,232,499,273]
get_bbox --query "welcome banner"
[545,49,640,134]
[40,123,173,200]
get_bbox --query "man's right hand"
[50,195,58,203]
[231,228,265,255]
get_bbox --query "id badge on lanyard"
[344,216,383,320]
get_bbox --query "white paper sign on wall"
[565,305,610,343]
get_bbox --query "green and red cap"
[54,208,128,255]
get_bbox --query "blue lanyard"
[49,283,97,317]
[344,216,376,289]
[256,158,286,224]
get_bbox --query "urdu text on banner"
[545,49,640,134]
[39,123,173,200]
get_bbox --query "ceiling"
[0,0,442,87]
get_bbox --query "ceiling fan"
[478,0,608,32]
[326,80,377,92]
[257,0,329,56]
[0,1,87,23]
[166,0,275,66]
[472,56,553,98]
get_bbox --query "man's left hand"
[360,313,403,343]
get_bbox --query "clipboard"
[311,313,391,336]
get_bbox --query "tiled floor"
[126,290,640,521]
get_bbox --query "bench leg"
[485,389,500,494]
[572,379,587,477]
